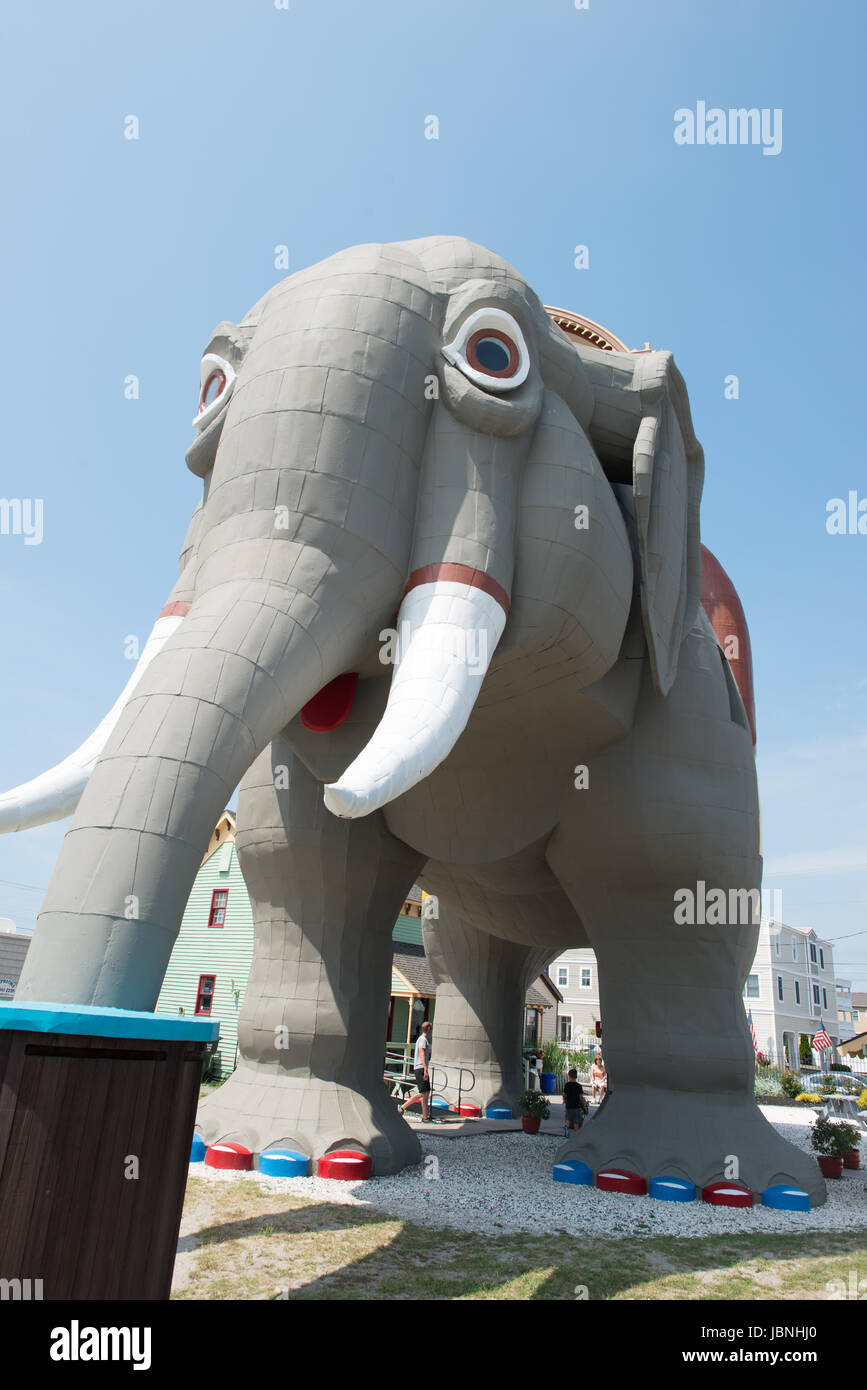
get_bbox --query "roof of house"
[538,973,564,1004]
[852,993,867,1009]
[526,984,553,1009]
[391,942,438,997]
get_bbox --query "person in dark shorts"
[562,1068,588,1131]
[399,1021,432,1120]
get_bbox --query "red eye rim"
[198,368,227,414]
[465,328,520,379]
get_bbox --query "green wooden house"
[155,811,253,1076]
[155,814,435,1079]
[158,822,552,1083]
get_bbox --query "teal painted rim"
[0,1001,220,1042]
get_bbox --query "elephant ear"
[631,351,705,696]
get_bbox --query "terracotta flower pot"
[843,1151,861,1170]
[817,1155,844,1178]
[521,1116,541,1134]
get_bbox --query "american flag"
[813,1020,833,1052]
[747,1008,759,1055]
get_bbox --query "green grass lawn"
[173,1179,867,1301]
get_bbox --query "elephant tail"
[700,545,756,746]
[0,601,190,833]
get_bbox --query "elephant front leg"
[419,906,552,1116]
[196,737,426,1175]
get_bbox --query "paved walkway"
[403,1092,601,1139]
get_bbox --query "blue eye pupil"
[475,337,511,372]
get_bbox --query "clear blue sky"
[1,0,865,982]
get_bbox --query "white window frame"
[744,974,760,1000]
[813,984,821,1007]
[795,980,801,1006]
[580,967,592,989]
[558,1014,573,1044]
[777,976,784,1002]
[557,966,569,988]
[792,939,798,961]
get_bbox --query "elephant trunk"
[0,604,188,833]
[14,565,370,1010]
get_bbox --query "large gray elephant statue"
[0,236,823,1202]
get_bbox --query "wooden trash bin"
[0,1002,218,1300]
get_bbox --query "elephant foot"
[554,1086,827,1208]
[196,1066,421,1176]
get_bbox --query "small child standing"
[562,1068,588,1131]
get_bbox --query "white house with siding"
[744,919,839,1067]
[0,919,31,998]
[547,948,601,1053]
[551,918,841,1068]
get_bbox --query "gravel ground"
[190,1106,867,1239]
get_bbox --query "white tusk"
[0,610,186,833]
[324,581,506,819]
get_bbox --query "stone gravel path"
[189,1105,867,1239]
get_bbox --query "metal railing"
[429,1064,476,1117]
[383,1046,477,1117]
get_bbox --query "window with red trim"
[208,889,228,927]
[195,975,216,1016]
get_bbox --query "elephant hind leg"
[420,857,584,1113]
[545,622,825,1205]
[196,735,425,1175]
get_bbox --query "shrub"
[780,1069,802,1099]
[567,1048,592,1073]
[796,1092,823,1105]
[518,1089,551,1120]
[756,1051,772,1067]
[858,1090,867,1111]
[754,1065,783,1096]
[541,1041,568,1075]
[830,1062,852,1073]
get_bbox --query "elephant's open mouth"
[300,672,359,733]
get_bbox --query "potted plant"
[517,1088,550,1134]
[540,1041,567,1095]
[836,1122,863,1169]
[811,1116,861,1178]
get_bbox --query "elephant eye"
[200,369,226,410]
[442,308,529,393]
[466,330,519,378]
[192,353,236,430]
